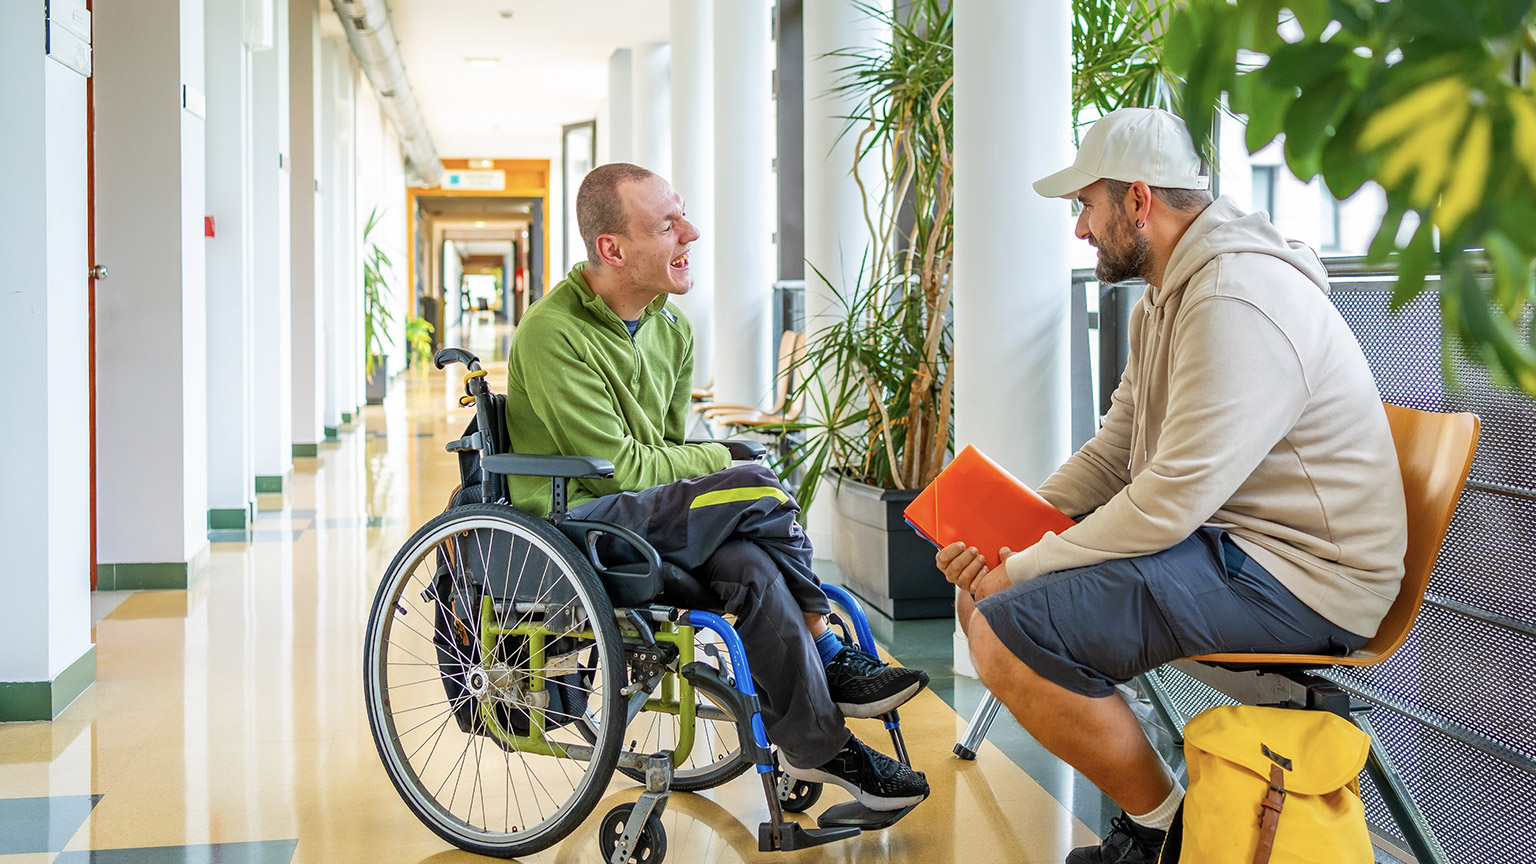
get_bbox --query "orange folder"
[904,445,1076,568]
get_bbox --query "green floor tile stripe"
[293,442,319,458]
[97,562,188,590]
[0,645,96,721]
[255,475,284,494]
[324,426,339,441]
[208,507,249,530]
[341,411,353,423]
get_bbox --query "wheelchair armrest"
[480,453,615,479]
[687,438,768,461]
[559,519,665,607]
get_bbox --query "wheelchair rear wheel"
[364,503,626,858]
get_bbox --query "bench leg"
[1355,712,1448,864]
[954,691,1002,760]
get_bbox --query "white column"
[290,0,324,455]
[0,0,95,717]
[631,42,672,177]
[952,0,1073,672]
[669,0,714,387]
[802,0,888,553]
[803,1,885,333]
[319,37,341,438]
[94,0,210,582]
[337,58,360,421]
[206,0,257,529]
[607,49,633,163]
[252,0,293,493]
[712,0,774,409]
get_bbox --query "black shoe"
[783,736,930,811]
[824,643,930,718]
[1065,813,1167,864]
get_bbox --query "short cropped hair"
[1102,178,1213,213]
[576,163,656,266]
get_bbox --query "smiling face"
[614,175,699,298]
[1074,180,1150,285]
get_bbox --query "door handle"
[90,265,108,280]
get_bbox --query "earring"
[1136,220,1145,229]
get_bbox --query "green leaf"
[1483,228,1535,314]
[1242,77,1291,153]
[1367,204,1408,264]
[1262,40,1351,91]
[1390,218,1436,310]
[1320,108,1372,199]
[1282,73,1353,180]
[1285,0,1333,36]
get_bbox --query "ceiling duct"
[331,0,444,187]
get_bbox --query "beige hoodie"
[1004,196,1407,637]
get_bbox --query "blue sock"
[814,629,844,667]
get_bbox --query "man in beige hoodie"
[937,108,1406,864]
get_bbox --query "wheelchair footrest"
[757,821,860,852]
[816,801,920,831]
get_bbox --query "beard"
[1093,206,1151,284]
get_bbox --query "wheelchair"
[363,348,921,863]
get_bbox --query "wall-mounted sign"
[45,0,92,78]
[442,170,506,191]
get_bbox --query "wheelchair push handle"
[433,347,482,372]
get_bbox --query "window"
[1252,165,1277,221]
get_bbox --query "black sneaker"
[1065,812,1167,864]
[783,736,930,811]
[824,643,930,718]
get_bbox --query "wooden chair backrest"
[766,330,801,414]
[1359,403,1480,659]
[1193,402,1479,667]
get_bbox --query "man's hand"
[936,543,1016,602]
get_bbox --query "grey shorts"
[975,527,1369,698]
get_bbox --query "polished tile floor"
[1,320,1117,864]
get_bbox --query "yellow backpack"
[1159,705,1373,864]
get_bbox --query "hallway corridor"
[0,321,1096,863]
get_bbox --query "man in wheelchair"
[501,162,930,811]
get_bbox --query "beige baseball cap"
[1033,107,1209,199]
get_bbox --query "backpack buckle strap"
[1253,763,1287,864]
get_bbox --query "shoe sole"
[835,679,926,719]
[780,762,928,812]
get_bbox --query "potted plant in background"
[777,0,1180,619]
[364,206,395,405]
[772,0,955,619]
[405,314,435,370]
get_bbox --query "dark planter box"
[366,355,388,405]
[831,475,952,620]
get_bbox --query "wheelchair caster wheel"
[599,803,667,864]
[779,779,823,813]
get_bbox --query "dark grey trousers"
[569,466,850,767]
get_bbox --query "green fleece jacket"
[504,263,729,516]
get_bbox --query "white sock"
[1129,781,1184,833]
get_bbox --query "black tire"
[779,778,823,813]
[598,803,668,864]
[364,504,625,857]
[611,627,752,791]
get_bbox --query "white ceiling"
[387,0,669,160]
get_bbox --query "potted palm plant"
[778,0,1180,619]
[364,206,395,405]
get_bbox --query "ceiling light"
[469,159,494,169]
[475,221,486,227]
[465,57,501,68]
